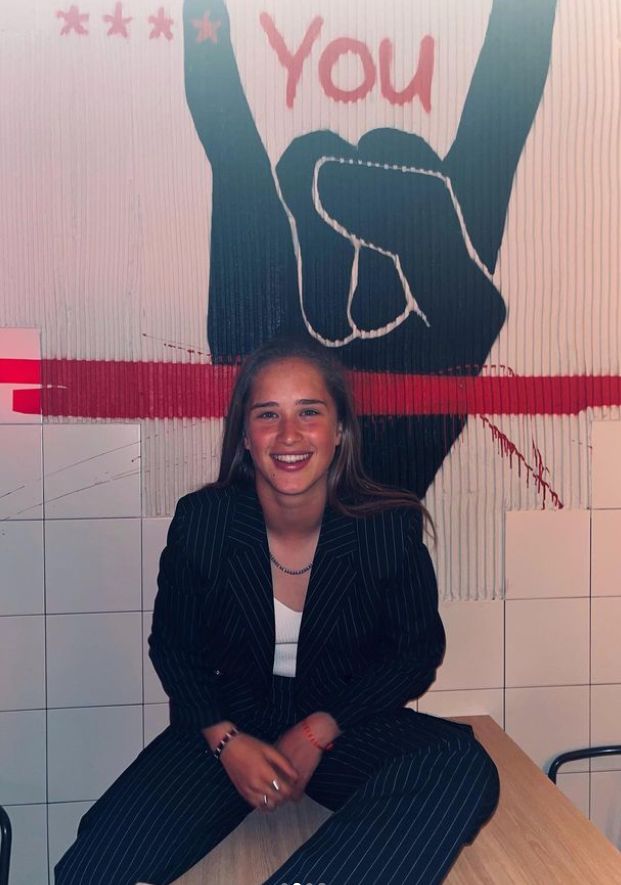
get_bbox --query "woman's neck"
[256,481,327,540]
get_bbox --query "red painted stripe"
[0,358,41,384]
[7,358,619,418]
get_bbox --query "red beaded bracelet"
[302,719,334,752]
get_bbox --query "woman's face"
[244,358,342,505]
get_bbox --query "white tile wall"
[2,412,621,880]
[0,424,43,519]
[45,518,141,613]
[592,421,621,509]
[143,611,167,704]
[591,510,621,596]
[43,424,141,518]
[3,804,48,885]
[0,709,47,804]
[591,685,621,771]
[0,615,46,710]
[144,703,169,746]
[418,689,503,727]
[46,612,142,708]
[504,685,590,772]
[434,601,504,691]
[48,801,94,879]
[556,772,590,819]
[47,705,143,802]
[0,520,44,615]
[505,598,590,688]
[592,597,621,684]
[505,510,590,599]
[142,517,171,610]
[591,771,621,849]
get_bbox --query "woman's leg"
[265,711,499,885]
[55,726,252,885]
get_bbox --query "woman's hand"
[219,732,299,811]
[276,713,341,801]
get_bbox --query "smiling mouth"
[271,453,312,463]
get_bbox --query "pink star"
[103,2,132,38]
[148,7,174,41]
[192,12,221,44]
[56,6,89,36]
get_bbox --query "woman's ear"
[336,422,343,446]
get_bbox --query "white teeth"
[273,454,310,463]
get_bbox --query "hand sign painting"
[184,0,557,498]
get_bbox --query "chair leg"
[0,804,11,885]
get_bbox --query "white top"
[273,597,303,678]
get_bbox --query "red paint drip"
[140,333,211,358]
[480,417,563,509]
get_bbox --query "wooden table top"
[173,714,621,885]
[445,715,621,884]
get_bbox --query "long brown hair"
[212,337,432,530]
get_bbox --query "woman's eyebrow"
[249,398,327,410]
[249,401,278,410]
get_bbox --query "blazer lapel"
[296,508,357,683]
[226,488,275,682]
[225,488,358,688]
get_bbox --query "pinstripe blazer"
[148,484,445,734]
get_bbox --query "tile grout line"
[588,505,592,820]
[140,423,145,750]
[42,421,51,882]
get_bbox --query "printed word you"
[260,14,435,111]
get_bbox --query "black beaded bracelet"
[212,726,239,762]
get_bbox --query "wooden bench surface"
[173,715,621,885]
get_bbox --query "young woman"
[56,337,499,885]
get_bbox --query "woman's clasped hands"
[213,712,340,812]
[218,731,299,812]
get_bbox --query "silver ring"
[272,778,280,792]
[263,793,269,806]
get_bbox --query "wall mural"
[1,0,620,598]
[186,0,555,498]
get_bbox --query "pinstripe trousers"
[55,676,499,885]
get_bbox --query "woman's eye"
[257,411,277,419]
[301,408,320,417]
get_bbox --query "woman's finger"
[265,746,299,783]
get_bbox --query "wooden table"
[172,715,621,885]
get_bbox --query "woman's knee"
[457,735,500,824]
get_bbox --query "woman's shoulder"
[353,504,423,548]
[173,483,239,518]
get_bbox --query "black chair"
[0,803,11,885]
[548,745,621,784]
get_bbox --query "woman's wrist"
[303,712,341,749]
[202,720,238,754]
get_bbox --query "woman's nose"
[277,415,302,443]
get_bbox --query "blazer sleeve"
[148,494,224,730]
[323,512,446,731]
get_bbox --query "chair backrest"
[548,744,621,784]
[0,804,11,885]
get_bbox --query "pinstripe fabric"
[55,486,499,884]
[149,485,446,733]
